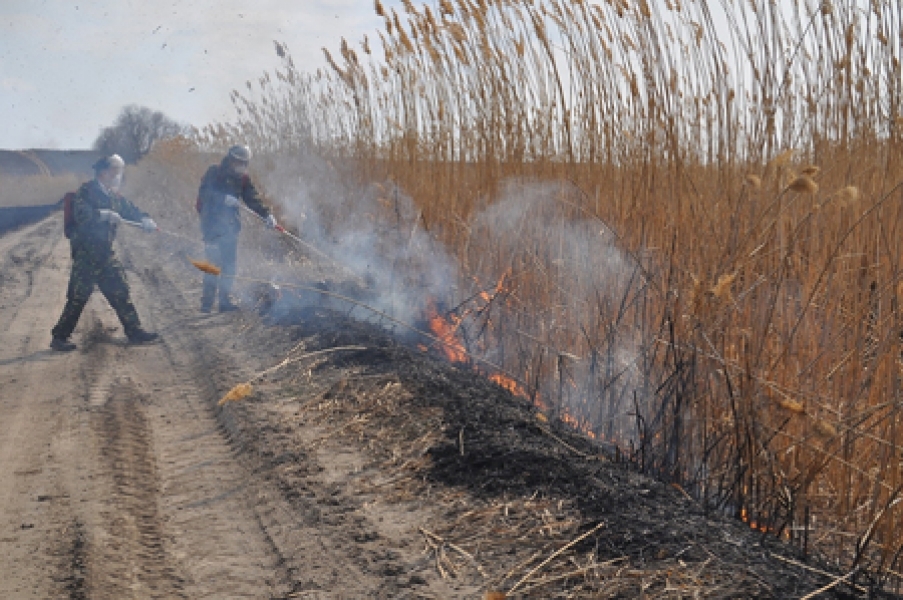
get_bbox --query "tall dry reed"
[195,0,903,583]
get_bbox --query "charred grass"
[210,303,866,598]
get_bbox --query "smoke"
[257,150,457,324]
[469,180,646,441]
[254,157,646,443]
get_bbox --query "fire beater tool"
[120,218,202,245]
[238,204,365,284]
[121,218,155,230]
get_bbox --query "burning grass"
[219,307,847,598]
[187,0,903,588]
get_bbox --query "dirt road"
[0,217,300,598]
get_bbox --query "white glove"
[141,217,158,232]
[224,195,240,208]
[265,214,277,229]
[98,209,122,225]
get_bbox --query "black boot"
[50,336,77,352]
[127,329,160,344]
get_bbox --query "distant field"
[0,148,99,210]
[0,149,99,178]
[0,173,81,208]
[0,204,60,236]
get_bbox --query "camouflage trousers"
[201,235,238,309]
[51,247,142,339]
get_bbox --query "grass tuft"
[218,383,253,406]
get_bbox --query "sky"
[0,0,403,150]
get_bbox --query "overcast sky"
[0,0,403,150]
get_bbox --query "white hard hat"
[93,154,125,172]
[227,145,252,162]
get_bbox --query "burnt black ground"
[230,296,886,599]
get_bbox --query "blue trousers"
[201,236,238,307]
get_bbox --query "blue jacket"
[198,160,270,241]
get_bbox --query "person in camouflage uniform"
[50,155,160,351]
[197,145,277,312]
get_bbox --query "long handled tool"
[121,218,152,230]
[238,204,365,283]
[121,217,201,245]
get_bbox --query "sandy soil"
[0,212,865,599]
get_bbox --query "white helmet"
[93,154,125,173]
[227,145,252,162]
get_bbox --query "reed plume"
[190,259,222,276]
[219,383,253,406]
[787,175,819,194]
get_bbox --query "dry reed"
[191,0,903,586]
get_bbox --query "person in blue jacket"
[196,145,277,312]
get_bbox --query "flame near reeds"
[423,295,533,404]
[421,265,617,443]
[421,268,534,404]
[190,259,222,276]
[426,299,468,363]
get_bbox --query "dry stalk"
[798,567,859,600]
[508,521,605,594]
[515,557,627,595]
[770,553,867,594]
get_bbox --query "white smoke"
[469,180,645,441]
[258,150,457,322]
[257,158,646,442]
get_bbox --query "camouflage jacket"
[70,179,148,255]
[197,160,270,241]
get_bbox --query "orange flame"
[561,411,597,439]
[489,373,527,398]
[426,300,468,363]
[740,508,787,536]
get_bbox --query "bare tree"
[93,105,187,163]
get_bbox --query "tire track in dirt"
[125,243,396,596]
[131,286,298,596]
[88,381,185,599]
[122,237,465,597]
[61,519,88,600]
[0,218,64,336]
[46,306,186,600]
[109,251,298,598]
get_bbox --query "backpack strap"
[62,192,77,238]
